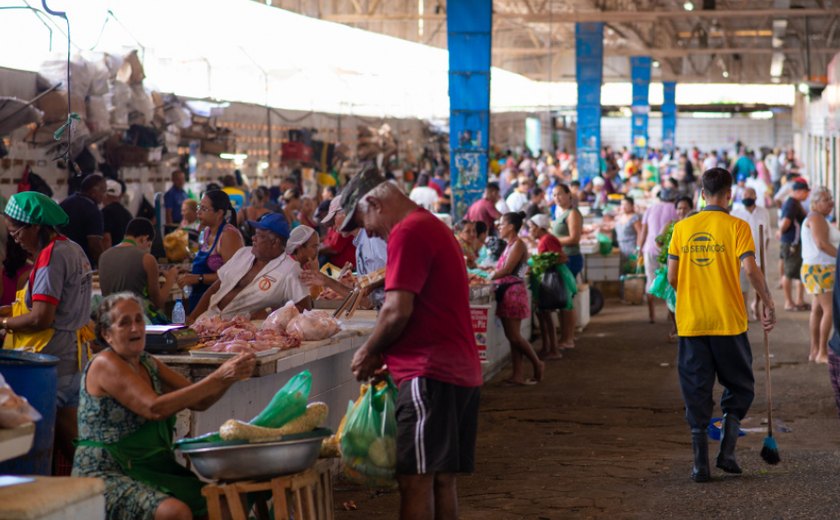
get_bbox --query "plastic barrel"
[0,351,59,475]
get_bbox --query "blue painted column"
[448,0,491,221]
[662,81,677,155]
[575,23,604,184]
[630,56,652,157]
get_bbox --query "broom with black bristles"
[758,225,780,465]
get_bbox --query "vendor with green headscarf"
[2,191,94,464]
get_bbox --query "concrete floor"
[333,256,840,519]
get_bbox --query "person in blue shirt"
[164,170,188,225]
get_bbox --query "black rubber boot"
[690,429,710,482]
[716,414,743,474]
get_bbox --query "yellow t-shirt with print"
[668,206,755,336]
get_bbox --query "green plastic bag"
[557,263,578,311]
[249,370,312,427]
[647,267,671,300]
[596,233,613,255]
[340,378,398,488]
[175,370,312,447]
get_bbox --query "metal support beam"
[324,8,840,24]
[491,46,840,58]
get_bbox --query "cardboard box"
[36,91,86,123]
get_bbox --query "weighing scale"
[145,325,199,354]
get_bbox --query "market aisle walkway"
[334,245,840,519]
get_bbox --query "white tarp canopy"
[0,0,794,118]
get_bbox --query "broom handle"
[759,225,774,436]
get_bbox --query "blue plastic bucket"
[0,351,59,475]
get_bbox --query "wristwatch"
[198,274,205,284]
[3,318,11,333]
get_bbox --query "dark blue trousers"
[677,334,755,430]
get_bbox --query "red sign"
[470,306,489,362]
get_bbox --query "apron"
[3,287,95,371]
[189,225,224,311]
[76,416,206,517]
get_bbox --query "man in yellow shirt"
[667,167,776,483]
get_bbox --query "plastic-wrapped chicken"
[286,310,341,341]
[262,301,300,332]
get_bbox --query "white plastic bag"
[0,374,41,429]
[286,310,341,341]
[262,301,300,332]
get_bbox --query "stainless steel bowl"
[178,429,330,481]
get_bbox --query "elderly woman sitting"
[72,292,256,520]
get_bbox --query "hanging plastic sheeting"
[0,0,549,119]
[447,0,491,221]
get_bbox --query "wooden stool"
[202,459,334,520]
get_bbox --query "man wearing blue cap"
[187,212,311,322]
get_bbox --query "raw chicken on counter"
[191,315,301,353]
[262,301,300,331]
[286,310,341,341]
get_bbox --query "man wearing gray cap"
[346,168,482,519]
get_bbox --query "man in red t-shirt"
[466,182,502,235]
[343,168,482,520]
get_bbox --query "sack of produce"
[340,378,398,488]
[262,301,300,332]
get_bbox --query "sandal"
[503,378,537,386]
[797,302,812,311]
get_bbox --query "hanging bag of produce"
[557,263,578,311]
[340,377,398,488]
[538,269,568,311]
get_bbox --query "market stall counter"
[469,284,531,382]
[156,311,379,438]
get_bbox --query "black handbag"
[538,269,568,311]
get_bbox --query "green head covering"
[5,192,69,227]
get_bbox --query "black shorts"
[396,377,480,475]
[781,242,802,279]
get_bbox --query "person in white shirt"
[505,176,533,213]
[731,187,772,320]
[702,151,718,172]
[187,213,310,322]
[408,173,440,211]
[744,173,769,208]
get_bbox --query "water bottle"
[172,299,186,325]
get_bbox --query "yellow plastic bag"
[163,229,189,262]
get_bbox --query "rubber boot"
[716,414,743,474]
[690,429,710,482]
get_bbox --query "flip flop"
[503,378,537,386]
